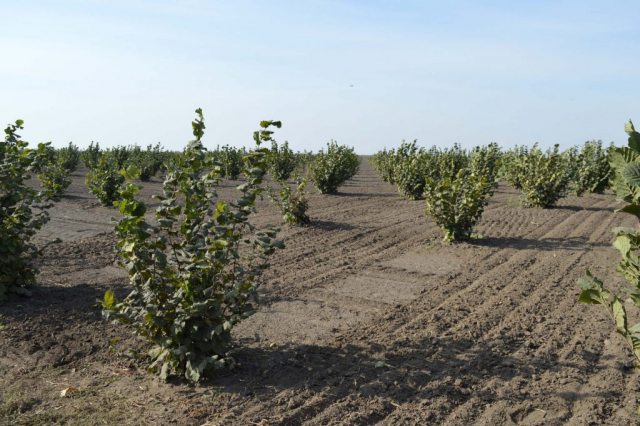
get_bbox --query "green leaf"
[103,290,115,309]
[578,289,603,305]
[122,165,140,180]
[622,162,640,186]
[628,292,640,308]
[612,297,627,331]
[627,120,640,153]
[613,235,632,257]
[577,277,594,289]
[626,120,636,135]
[185,360,201,382]
[160,362,170,380]
[214,239,229,249]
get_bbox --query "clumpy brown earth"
[2,161,640,425]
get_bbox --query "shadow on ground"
[164,331,629,424]
[474,236,611,251]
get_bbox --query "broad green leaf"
[612,297,627,331]
[622,162,640,186]
[103,290,115,309]
[578,289,603,304]
[614,235,632,257]
[627,120,640,153]
[628,293,640,308]
[160,362,170,380]
[626,120,636,135]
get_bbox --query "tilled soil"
[1,162,639,425]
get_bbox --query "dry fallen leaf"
[60,387,78,397]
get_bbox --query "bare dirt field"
[2,160,640,425]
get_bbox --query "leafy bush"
[501,145,529,190]
[102,110,284,382]
[128,143,165,181]
[424,146,497,242]
[82,141,101,170]
[268,176,310,225]
[295,150,315,174]
[84,142,168,182]
[391,141,428,200]
[85,156,124,206]
[0,120,56,302]
[429,144,470,181]
[162,152,183,176]
[344,152,360,181]
[137,161,154,181]
[562,146,580,190]
[510,143,570,207]
[376,142,474,201]
[210,145,245,180]
[103,146,131,170]
[370,148,396,184]
[308,141,360,194]
[578,121,640,372]
[267,140,297,181]
[572,140,612,196]
[41,145,57,164]
[37,160,72,197]
[470,142,501,178]
[57,142,81,172]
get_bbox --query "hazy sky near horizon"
[1,0,639,153]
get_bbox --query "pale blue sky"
[1,0,638,153]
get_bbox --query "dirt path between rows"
[2,161,639,425]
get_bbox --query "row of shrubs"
[370,139,612,242]
[34,134,359,211]
[372,140,611,204]
[502,140,611,205]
